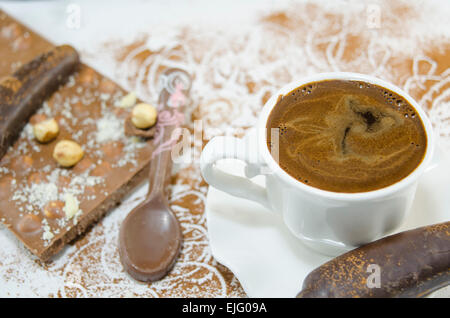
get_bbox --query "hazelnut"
[53,140,84,167]
[33,118,59,143]
[117,92,137,108]
[131,103,157,129]
[17,214,41,234]
[78,67,97,85]
[44,200,65,219]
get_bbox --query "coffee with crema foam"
[266,80,427,193]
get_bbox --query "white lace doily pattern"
[0,1,449,297]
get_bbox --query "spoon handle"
[147,68,192,200]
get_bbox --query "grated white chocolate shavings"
[94,113,123,144]
[63,193,79,220]
[13,182,59,210]
[42,219,54,243]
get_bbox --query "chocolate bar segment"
[297,222,450,298]
[0,11,155,261]
[0,45,79,158]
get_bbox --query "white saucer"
[205,146,450,298]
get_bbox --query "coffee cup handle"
[200,133,271,210]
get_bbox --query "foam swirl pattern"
[267,80,427,192]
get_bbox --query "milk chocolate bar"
[0,10,154,260]
[297,222,450,298]
[0,45,79,159]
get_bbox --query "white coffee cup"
[200,72,436,256]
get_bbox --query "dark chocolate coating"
[297,222,450,298]
[0,45,79,159]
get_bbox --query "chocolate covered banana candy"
[0,45,79,158]
[297,222,450,298]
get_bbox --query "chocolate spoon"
[119,68,192,282]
